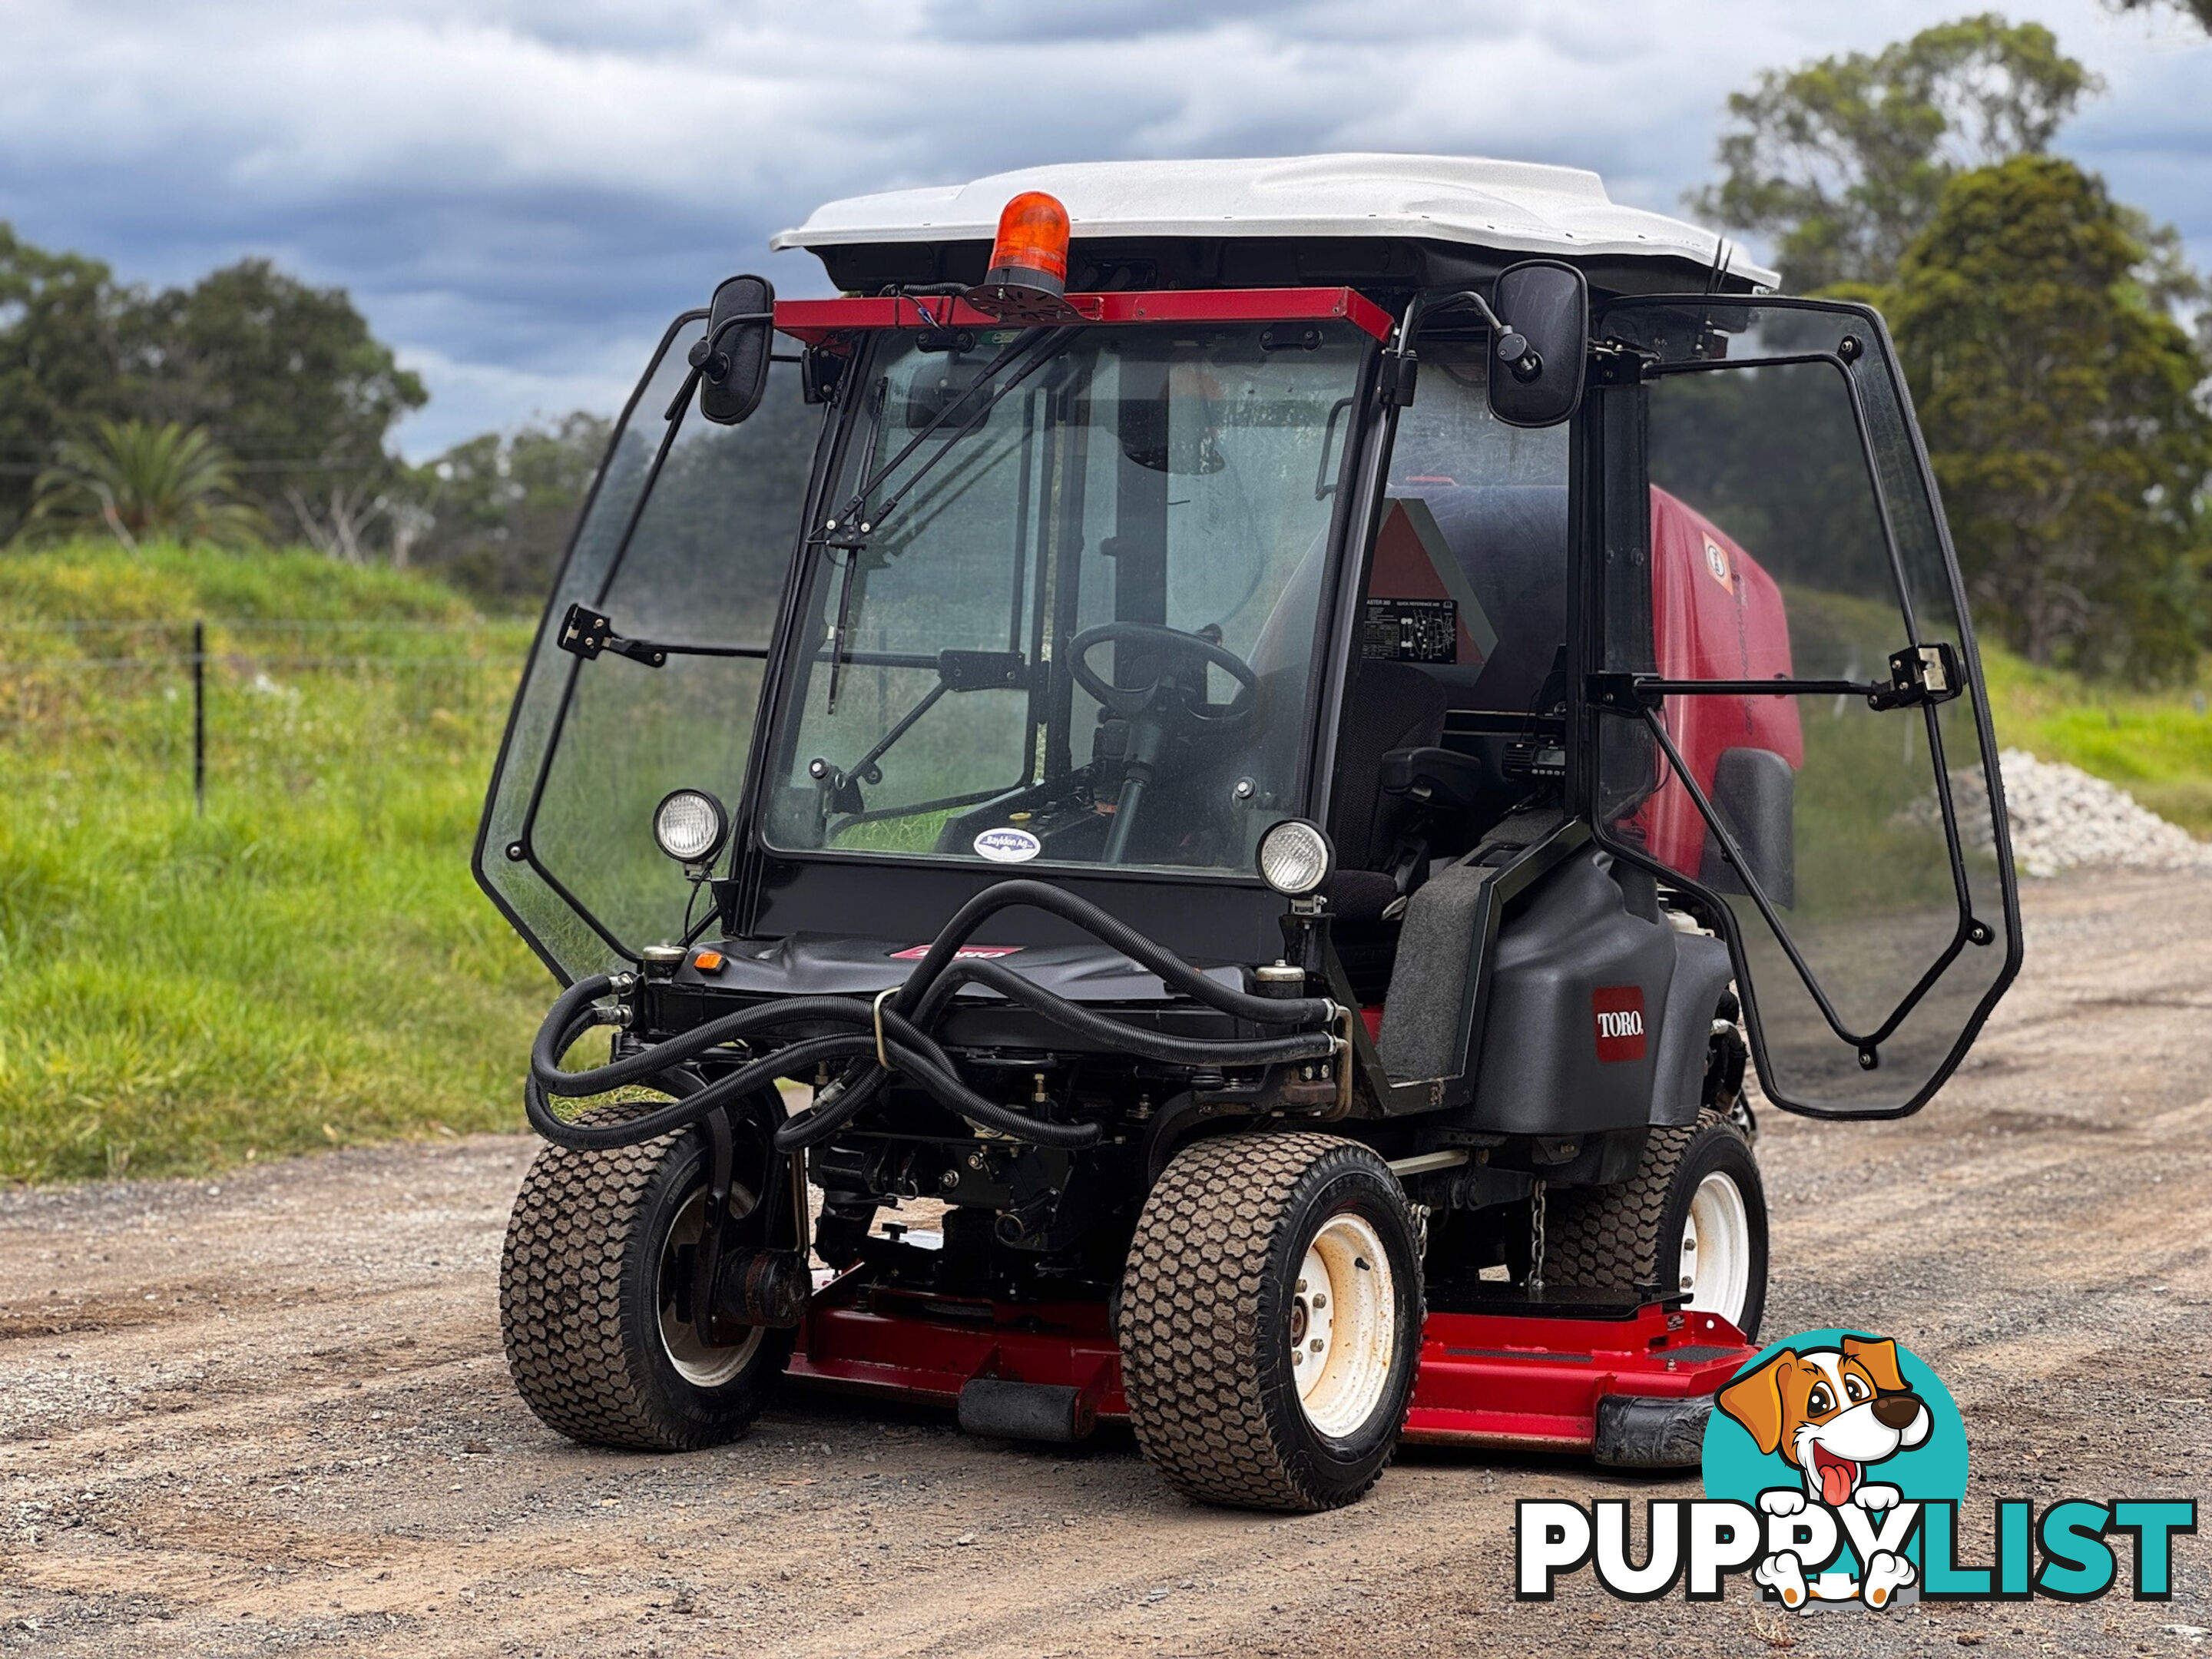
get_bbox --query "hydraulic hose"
[527,1031,867,1148]
[528,988,1111,1151]
[911,957,1336,1067]
[890,879,1333,1028]
[521,879,1340,1157]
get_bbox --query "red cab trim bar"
[773,286,1395,346]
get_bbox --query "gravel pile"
[1917,747,2212,879]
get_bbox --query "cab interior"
[1323,339,1571,986]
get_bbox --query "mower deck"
[784,1268,1754,1464]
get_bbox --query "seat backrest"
[1328,660,1449,870]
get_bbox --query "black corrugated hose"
[525,879,1338,1155]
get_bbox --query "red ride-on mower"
[479,157,2022,1511]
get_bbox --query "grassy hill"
[0,541,545,1182]
[2,541,2208,1184]
[1981,647,2212,836]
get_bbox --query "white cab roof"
[773,154,1777,289]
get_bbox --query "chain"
[1528,1178,1548,1292]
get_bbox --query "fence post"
[192,618,206,816]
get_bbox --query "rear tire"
[500,1129,792,1451]
[1543,1111,1767,1339]
[1119,1133,1424,1512]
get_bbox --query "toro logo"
[1592,986,1647,1062]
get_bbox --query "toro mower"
[478,155,2021,1511]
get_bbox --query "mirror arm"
[687,310,777,385]
[1395,288,1542,383]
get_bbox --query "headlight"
[1257,819,1333,897]
[654,789,730,866]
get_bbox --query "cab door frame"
[1568,293,2023,1120]
[473,311,841,982]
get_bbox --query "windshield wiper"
[816,324,1077,711]
[825,374,893,713]
[819,325,1078,555]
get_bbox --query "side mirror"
[1487,261,1588,429]
[693,274,776,426]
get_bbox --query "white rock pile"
[1938,747,2212,879]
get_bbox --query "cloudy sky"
[4,0,2206,457]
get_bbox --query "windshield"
[762,320,1369,876]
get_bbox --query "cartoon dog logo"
[1717,1335,1933,1610]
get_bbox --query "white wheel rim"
[1679,1171,1751,1325]
[1287,1211,1397,1439]
[657,1189,765,1388]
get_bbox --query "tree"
[406,412,613,608]
[25,419,268,551]
[1691,15,2099,293]
[136,259,427,546]
[2109,0,2212,31]
[0,226,141,541]
[1887,157,2212,679]
[2,229,432,557]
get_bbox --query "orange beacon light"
[967,191,1081,321]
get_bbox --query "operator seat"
[1324,660,1449,926]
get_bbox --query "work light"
[653,789,730,868]
[1257,820,1333,898]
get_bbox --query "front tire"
[1119,1133,1424,1512]
[1544,1111,1768,1338]
[500,1128,793,1450]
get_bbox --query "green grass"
[0,541,547,1183]
[1981,646,2212,836]
[4,540,2209,1185]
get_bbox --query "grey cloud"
[0,0,2204,455]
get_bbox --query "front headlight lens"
[1257,819,1333,897]
[654,789,729,865]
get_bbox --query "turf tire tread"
[499,1131,700,1451]
[1541,1111,1727,1289]
[1119,1132,1412,1512]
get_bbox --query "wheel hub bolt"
[1309,1338,1325,1355]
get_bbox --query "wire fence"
[0,616,531,810]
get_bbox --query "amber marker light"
[694,950,725,972]
[965,190,1081,322]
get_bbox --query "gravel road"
[3,871,2210,1657]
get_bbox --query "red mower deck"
[785,1271,1753,1457]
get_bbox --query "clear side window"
[1372,343,1569,716]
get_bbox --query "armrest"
[1379,745,1488,810]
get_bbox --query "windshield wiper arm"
[826,375,893,713]
[811,649,1028,816]
[820,326,1079,555]
[840,680,950,793]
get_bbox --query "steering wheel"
[1066,621,1260,732]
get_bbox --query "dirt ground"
[3,871,2210,1657]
